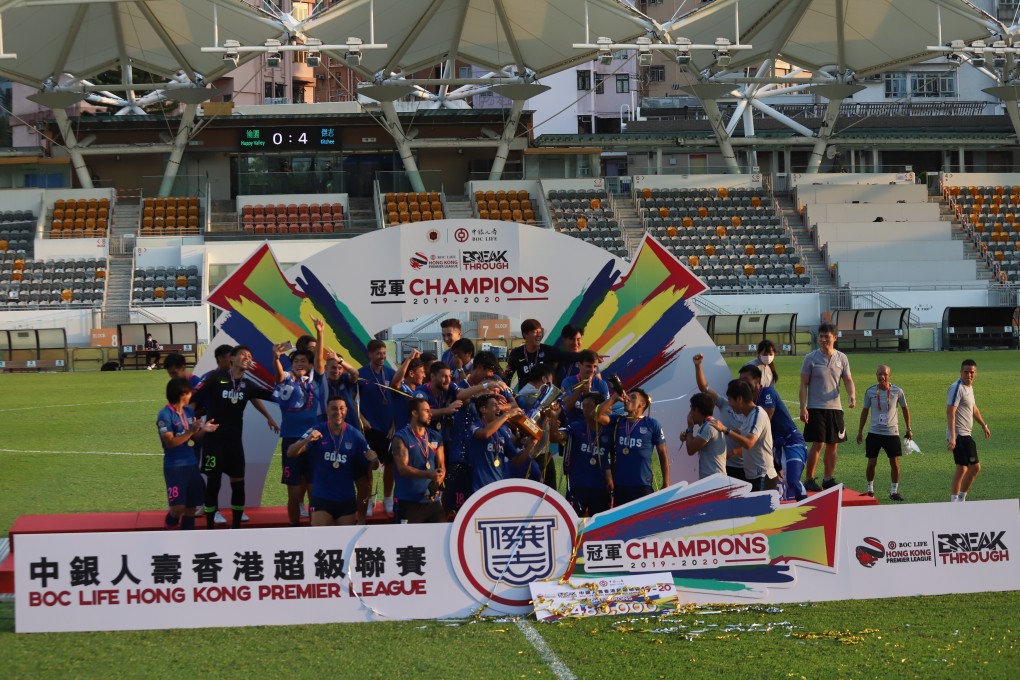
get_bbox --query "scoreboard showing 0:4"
[239,127,338,150]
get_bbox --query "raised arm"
[692,353,718,403]
[313,317,327,376]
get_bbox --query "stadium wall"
[806,203,940,224]
[815,221,950,244]
[797,184,928,205]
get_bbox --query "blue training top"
[563,420,612,489]
[357,365,396,432]
[275,371,322,438]
[756,385,806,447]
[157,404,198,468]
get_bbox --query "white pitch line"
[0,448,161,457]
[0,399,160,413]
[515,620,577,680]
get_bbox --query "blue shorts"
[164,465,204,508]
[309,496,357,520]
[281,437,314,485]
[779,442,809,466]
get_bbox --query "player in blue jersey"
[323,350,363,432]
[413,361,463,455]
[272,317,327,526]
[466,394,538,494]
[391,398,447,523]
[157,378,218,530]
[553,392,613,516]
[449,337,475,382]
[358,339,397,518]
[599,387,669,505]
[515,363,560,490]
[286,396,378,526]
[443,351,512,512]
[192,345,278,529]
[560,350,610,427]
[440,318,462,370]
[389,349,426,435]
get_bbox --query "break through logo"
[476,518,557,586]
[936,531,1009,565]
[461,250,509,271]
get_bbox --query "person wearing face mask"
[744,339,778,389]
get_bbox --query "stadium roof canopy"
[662,0,999,77]
[0,0,287,88]
[298,0,657,80]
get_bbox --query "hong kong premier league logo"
[476,518,558,586]
[451,479,578,613]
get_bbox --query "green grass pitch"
[1,350,1017,677]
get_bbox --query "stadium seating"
[46,197,109,239]
[943,182,1020,283]
[471,188,535,226]
[383,191,443,226]
[138,196,202,236]
[131,265,202,304]
[0,210,37,256]
[241,201,346,234]
[0,256,107,307]
[636,187,809,288]
[545,188,626,257]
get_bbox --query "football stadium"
[1,1,1019,677]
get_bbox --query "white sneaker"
[299,504,309,518]
[383,497,394,515]
[213,511,227,525]
[242,512,250,522]
[365,497,375,517]
[146,365,154,370]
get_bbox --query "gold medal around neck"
[622,446,630,456]
[425,461,431,470]
[230,396,238,405]
[494,458,501,468]
[333,461,340,469]
[589,457,597,466]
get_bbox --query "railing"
[641,100,993,120]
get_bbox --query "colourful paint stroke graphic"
[207,244,375,376]
[548,235,707,390]
[566,475,841,596]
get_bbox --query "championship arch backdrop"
[15,221,1020,632]
[196,219,735,506]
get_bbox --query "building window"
[264,82,274,98]
[577,69,592,91]
[648,66,665,82]
[616,75,630,93]
[912,71,956,98]
[458,66,473,79]
[595,73,605,94]
[275,83,287,99]
[885,71,956,98]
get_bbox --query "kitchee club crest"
[450,479,578,612]
[476,518,558,586]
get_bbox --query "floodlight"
[675,37,692,65]
[223,39,240,67]
[597,37,613,66]
[305,38,322,67]
[345,37,362,67]
[714,37,731,68]
[971,40,986,68]
[265,39,282,68]
[636,36,653,67]
[993,41,1007,69]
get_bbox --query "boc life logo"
[451,479,578,613]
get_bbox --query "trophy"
[509,383,562,439]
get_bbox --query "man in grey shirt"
[680,392,728,479]
[799,323,856,492]
[856,365,911,501]
[947,359,990,502]
[707,380,778,492]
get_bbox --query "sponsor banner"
[14,479,1020,632]
[531,573,677,621]
[90,329,119,347]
